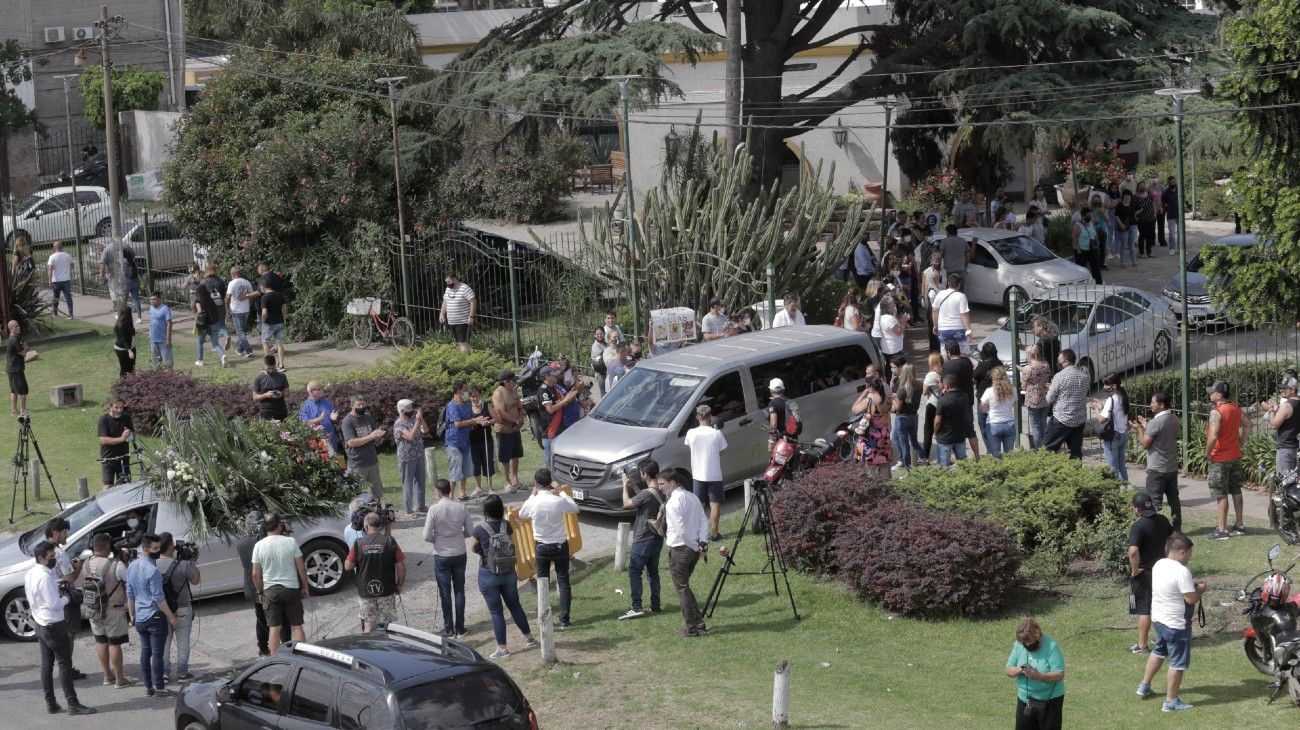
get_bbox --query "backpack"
[122,246,138,280]
[162,560,188,613]
[646,488,667,538]
[482,521,516,575]
[435,403,449,441]
[783,399,803,437]
[81,557,120,621]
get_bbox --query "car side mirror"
[1094,322,1112,334]
[997,316,1008,327]
[1269,543,1282,563]
[217,684,231,703]
[28,211,41,220]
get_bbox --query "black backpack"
[482,521,516,575]
[81,557,120,621]
[162,560,188,613]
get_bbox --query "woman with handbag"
[1093,373,1130,482]
[1004,617,1066,730]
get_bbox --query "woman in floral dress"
[851,377,894,479]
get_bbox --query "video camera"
[174,540,199,562]
[350,499,397,532]
[111,537,138,563]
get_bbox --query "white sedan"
[919,228,1092,307]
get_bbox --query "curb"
[29,329,100,346]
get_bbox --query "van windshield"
[590,368,703,429]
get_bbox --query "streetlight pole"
[1156,86,1199,467]
[878,99,900,259]
[377,76,410,315]
[53,74,86,294]
[607,75,641,341]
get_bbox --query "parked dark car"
[174,624,538,730]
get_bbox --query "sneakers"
[522,636,540,649]
[709,533,724,542]
[1162,697,1193,712]
[1207,528,1231,541]
[153,688,175,698]
[467,488,484,500]
[1230,525,1247,536]
[488,648,510,659]
[1136,682,1152,699]
[618,608,646,621]
[115,677,138,689]
[558,620,572,631]
[71,668,87,680]
[220,354,227,368]
[1129,644,1148,654]
[67,704,96,716]
[194,360,204,367]
[177,672,195,682]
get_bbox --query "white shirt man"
[771,297,806,328]
[684,406,728,538]
[519,470,580,628]
[663,467,710,635]
[48,243,74,318]
[26,542,94,714]
[1138,534,1205,712]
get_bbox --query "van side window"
[750,357,806,409]
[698,372,745,423]
[809,346,870,391]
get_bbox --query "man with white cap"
[765,378,801,441]
[1266,372,1300,477]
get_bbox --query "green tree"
[188,0,421,62]
[78,64,166,129]
[1201,0,1300,326]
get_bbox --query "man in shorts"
[259,280,287,370]
[1138,532,1205,712]
[251,513,310,654]
[491,371,526,492]
[1127,493,1172,654]
[85,533,135,687]
[1205,380,1250,540]
[344,512,405,632]
[439,274,476,354]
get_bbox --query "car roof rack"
[385,623,483,662]
[289,641,389,682]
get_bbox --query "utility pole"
[878,99,899,259]
[95,5,125,306]
[377,76,410,314]
[724,0,742,153]
[54,74,86,294]
[605,75,641,341]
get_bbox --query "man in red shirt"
[1205,380,1251,540]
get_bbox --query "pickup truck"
[3,186,113,248]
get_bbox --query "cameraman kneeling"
[158,533,199,682]
[345,512,406,632]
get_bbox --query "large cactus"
[568,143,873,322]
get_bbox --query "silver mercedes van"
[550,325,881,514]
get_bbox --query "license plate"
[572,489,585,500]
[1188,306,1208,317]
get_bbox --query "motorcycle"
[1236,543,1300,706]
[761,417,858,488]
[518,347,546,449]
[1269,467,1300,546]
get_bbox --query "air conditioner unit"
[72,27,97,42]
[43,27,66,44]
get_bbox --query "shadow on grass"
[1190,679,1267,707]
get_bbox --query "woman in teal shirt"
[1072,208,1102,284]
[1004,617,1066,729]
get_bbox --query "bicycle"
[348,298,415,349]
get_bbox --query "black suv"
[174,624,537,729]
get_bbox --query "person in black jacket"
[973,342,1003,450]
[112,306,135,378]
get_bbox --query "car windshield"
[1006,299,1094,336]
[986,235,1056,265]
[22,497,105,553]
[588,367,702,429]
[397,670,525,729]
[17,193,44,213]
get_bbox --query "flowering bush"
[1055,144,1127,190]
[903,167,975,218]
[146,406,360,540]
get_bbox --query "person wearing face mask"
[1071,206,1102,284]
[97,397,135,490]
[1043,349,1091,459]
[467,384,497,499]
[342,395,387,500]
[444,380,489,500]
[26,540,97,715]
[1003,617,1065,728]
[298,381,340,456]
[731,307,758,335]
[125,533,180,698]
[394,399,429,516]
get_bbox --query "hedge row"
[1124,360,1295,419]
[769,462,1023,617]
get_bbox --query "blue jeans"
[1118,226,1138,265]
[196,322,227,361]
[164,605,193,678]
[1166,217,1181,252]
[151,340,174,368]
[231,310,252,354]
[891,412,920,466]
[135,613,169,690]
[477,568,531,646]
[399,458,427,512]
[51,280,73,316]
[628,537,663,611]
[1028,406,1050,448]
[434,553,467,635]
[938,329,968,354]
[977,411,991,453]
[936,441,967,466]
[1102,430,1129,482]
[541,438,552,469]
[987,421,1016,458]
[126,276,142,317]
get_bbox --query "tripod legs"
[8,420,64,524]
[702,488,800,621]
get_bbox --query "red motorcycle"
[1238,543,1300,705]
[761,418,857,488]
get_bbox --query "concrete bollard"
[614,523,631,571]
[744,478,754,513]
[772,659,791,728]
[424,446,439,486]
[32,458,40,499]
[77,477,89,500]
[537,576,556,664]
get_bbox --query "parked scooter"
[1269,467,1300,546]
[518,347,546,449]
[761,418,858,488]
[1236,543,1300,705]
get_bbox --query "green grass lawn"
[493,509,1295,729]
[0,320,543,530]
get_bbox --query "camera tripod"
[9,416,64,524]
[703,483,800,621]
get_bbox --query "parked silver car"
[920,228,1092,307]
[4,186,113,248]
[0,484,350,641]
[90,216,201,274]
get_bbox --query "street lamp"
[1155,86,1199,465]
[878,99,902,258]
[376,76,410,315]
[832,117,848,148]
[52,74,87,294]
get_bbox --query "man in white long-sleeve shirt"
[25,541,96,716]
[662,467,710,636]
[519,468,580,629]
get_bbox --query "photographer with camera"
[423,478,473,637]
[237,511,290,656]
[44,517,88,680]
[342,395,387,500]
[252,513,311,654]
[345,512,406,632]
[252,355,290,421]
[618,464,664,620]
[125,533,180,698]
[25,540,96,715]
[394,399,429,516]
[157,532,200,683]
[84,533,135,688]
[98,397,135,490]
